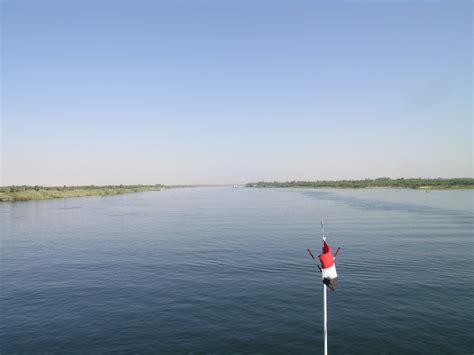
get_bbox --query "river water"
[1,187,472,353]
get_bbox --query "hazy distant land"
[246,178,474,189]
[0,185,166,202]
[2,178,473,202]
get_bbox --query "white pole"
[321,219,328,355]
[323,284,328,355]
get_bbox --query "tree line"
[0,184,165,194]
[245,178,474,189]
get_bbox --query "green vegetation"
[246,178,474,189]
[0,184,166,202]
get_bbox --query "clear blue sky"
[1,0,472,185]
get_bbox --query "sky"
[1,0,472,186]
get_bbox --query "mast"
[321,219,328,355]
[323,281,328,355]
[308,220,337,355]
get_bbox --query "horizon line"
[2,177,473,188]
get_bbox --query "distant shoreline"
[2,179,473,202]
[0,185,167,202]
[245,178,474,190]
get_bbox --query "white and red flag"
[318,241,338,291]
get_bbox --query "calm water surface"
[1,187,473,354]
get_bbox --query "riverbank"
[0,185,166,202]
[245,178,474,189]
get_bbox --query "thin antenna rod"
[321,219,325,242]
